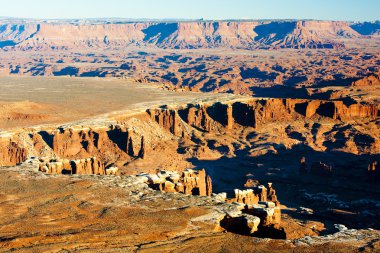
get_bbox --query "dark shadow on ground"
[250,85,310,99]
[187,143,380,230]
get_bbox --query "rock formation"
[368,161,380,178]
[267,183,279,205]
[245,203,282,227]
[105,166,119,175]
[147,109,185,136]
[352,72,380,87]
[0,20,373,51]
[139,169,212,197]
[38,157,105,175]
[139,169,283,238]
[232,182,279,207]
[244,178,260,188]
[0,138,27,166]
[0,97,378,168]
[220,214,262,236]
[150,99,377,136]
[41,125,147,165]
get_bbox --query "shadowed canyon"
[0,19,379,252]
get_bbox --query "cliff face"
[18,23,149,50]
[49,126,147,163]
[155,22,259,49]
[0,24,40,46]
[0,20,369,50]
[0,98,377,167]
[162,99,378,132]
[278,21,357,49]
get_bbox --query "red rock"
[0,139,27,166]
[38,157,105,175]
[206,175,212,197]
[147,109,184,136]
[352,72,380,87]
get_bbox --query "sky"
[1,0,379,21]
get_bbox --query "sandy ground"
[0,76,240,130]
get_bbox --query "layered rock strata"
[0,98,378,167]
[0,20,369,50]
[150,99,378,135]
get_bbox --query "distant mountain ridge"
[0,20,379,50]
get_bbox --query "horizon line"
[0,17,379,23]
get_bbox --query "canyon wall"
[0,98,377,167]
[0,20,374,50]
[156,99,378,133]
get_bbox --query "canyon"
[1,19,380,95]
[0,83,378,242]
[0,18,379,252]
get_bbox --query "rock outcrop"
[244,178,260,188]
[220,200,282,237]
[232,183,280,206]
[225,181,282,233]
[41,125,148,165]
[0,138,27,166]
[105,166,119,175]
[139,169,212,197]
[147,109,185,136]
[0,97,378,168]
[368,161,380,178]
[151,99,377,135]
[352,72,380,87]
[245,203,282,227]
[38,157,105,175]
[139,169,283,238]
